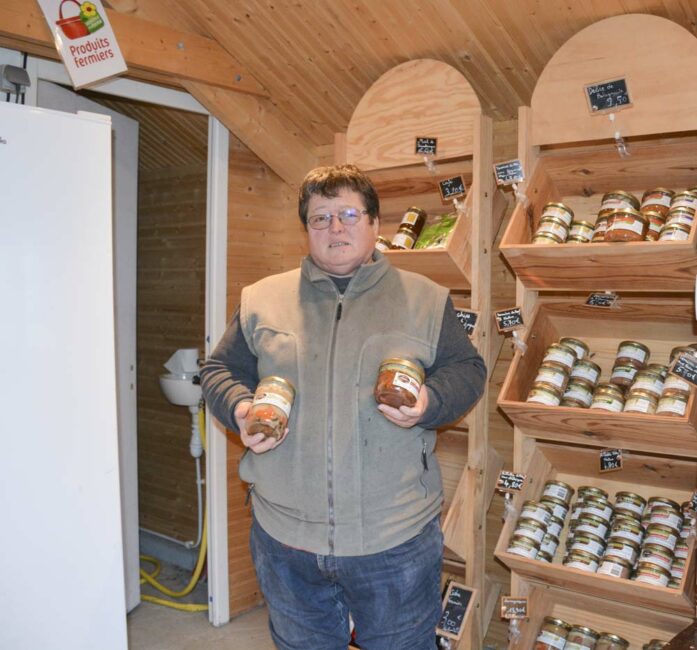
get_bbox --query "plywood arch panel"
[346,58,481,170]
[531,14,697,146]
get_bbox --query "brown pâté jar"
[665,206,695,228]
[534,362,570,393]
[246,376,296,440]
[534,616,571,650]
[631,369,665,397]
[534,216,569,243]
[542,342,578,371]
[656,392,689,416]
[616,340,650,368]
[596,632,630,650]
[559,337,590,361]
[375,235,392,252]
[561,381,593,408]
[398,207,427,237]
[643,210,666,241]
[623,388,658,414]
[591,383,625,412]
[565,625,600,649]
[570,359,601,389]
[671,190,697,212]
[659,222,691,241]
[374,358,424,408]
[610,363,640,389]
[601,190,640,212]
[641,188,674,217]
[592,214,610,242]
[604,207,649,242]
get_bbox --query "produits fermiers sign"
[38,0,127,89]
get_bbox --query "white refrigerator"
[0,102,128,649]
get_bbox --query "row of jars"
[535,616,630,649]
[526,337,696,417]
[507,480,694,590]
[375,206,428,251]
[531,187,697,245]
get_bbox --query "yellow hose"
[139,402,208,611]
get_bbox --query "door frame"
[7,50,231,626]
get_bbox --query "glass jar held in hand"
[374,358,425,409]
[246,376,296,440]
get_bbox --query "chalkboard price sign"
[415,136,438,156]
[586,292,618,308]
[497,470,527,494]
[495,307,524,333]
[600,448,623,473]
[669,353,697,388]
[436,581,475,641]
[500,596,528,620]
[493,159,525,186]
[454,309,478,336]
[438,175,467,201]
[585,78,632,114]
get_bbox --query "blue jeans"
[250,516,443,650]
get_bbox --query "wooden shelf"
[494,440,697,618]
[497,297,697,457]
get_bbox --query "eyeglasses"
[307,207,368,230]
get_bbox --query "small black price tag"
[600,448,623,473]
[454,309,478,336]
[415,136,438,156]
[438,175,467,201]
[493,159,525,186]
[496,470,527,494]
[669,354,697,388]
[585,78,632,114]
[586,292,618,308]
[500,597,527,620]
[436,582,475,641]
[495,307,524,333]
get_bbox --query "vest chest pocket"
[251,326,299,381]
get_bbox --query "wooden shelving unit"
[495,14,697,647]
[338,58,503,648]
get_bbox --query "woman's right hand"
[234,400,288,453]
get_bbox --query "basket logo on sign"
[493,159,525,187]
[438,175,467,201]
[495,307,524,333]
[669,353,697,387]
[454,310,478,336]
[415,137,438,156]
[600,448,623,473]
[56,0,104,39]
[500,597,527,620]
[585,78,632,114]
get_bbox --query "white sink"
[159,373,202,407]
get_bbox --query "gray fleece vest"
[239,253,449,556]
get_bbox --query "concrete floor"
[128,560,276,650]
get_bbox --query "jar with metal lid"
[591,383,625,412]
[539,532,560,557]
[644,523,678,550]
[603,537,640,564]
[563,549,599,573]
[644,641,668,649]
[649,506,683,532]
[591,214,609,242]
[643,210,666,241]
[641,188,674,217]
[639,544,675,572]
[561,381,593,408]
[534,616,571,650]
[565,625,600,649]
[542,342,577,371]
[610,517,644,545]
[671,345,697,362]
[633,561,671,587]
[661,373,691,397]
[536,549,554,563]
[579,485,609,501]
[527,383,562,406]
[533,362,569,393]
[398,207,427,239]
[246,376,296,440]
[569,532,605,558]
[390,224,419,250]
[670,190,697,211]
[541,202,574,227]
[616,340,650,367]
[559,337,590,361]
[648,496,681,513]
[570,359,601,389]
[656,392,689,416]
[506,533,539,559]
[546,515,565,540]
[596,632,630,650]
[540,495,570,521]
[570,499,585,524]
[568,220,594,243]
[614,491,646,519]
[647,363,669,379]
[582,496,614,523]
[597,555,632,579]
[670,556,686,581]
[665,206,695,228]
[623,388,658,414]
[374,358,424,408]
[542,479,575,504]
[610,363,640,389]
[674,539,689,560]
[631,369,665,397]
[605,207,649,242]
[659,222,691,241]
[534,216,569,243]
[601,190,640,212]
[513,517,547,545]
[520,500,554,526]
[375,235,392,252]
[576,513,609,539]
[533,232,565,245]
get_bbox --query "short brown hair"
[298,164,379,229]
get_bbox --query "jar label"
[401,210,420,226]
[392,371,420,399]
[540,537,559,555]
[643,194,672,209]
[664,375,690,392]
[577,521,608,537]
[544,502,568,520]
[527,391,560,406]
[547,520,563,538]
[651,511,683,530]
[514,525,545,544]
[605,544,637,563]
[660,229,690,241]
[538,221,568,238]
[571,538,604,556]
[612,367,636,381]
[536,632,566,649]
[252,391,292,417]
[535,368,566,388]
[583,504,612,521]
[625,397,654,413]
[672,197,697,209]
[667,213,694,227]
[545,349,575,367]
[565,386,592,406]
[521,506,551,525]
[633,378,663,393]
[640,552,672,571]
[542,206,572,225]
[591,397,623,412]
[635,572,669,587]
[375,240,391,252]
[618,346,648,363]
[543,484,571,502]
[657,399,687,416]
[392,231,415,248]
[506,543,537,559]
[597,560,627,578]
[611,528,643,545]
[608,217,644,235]
[564,559,598,572]
[645,532,677,550]
[572,365,599,383]
[615,499,644,516]
[570,224,593,238]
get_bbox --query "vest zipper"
[326,293,344,554]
